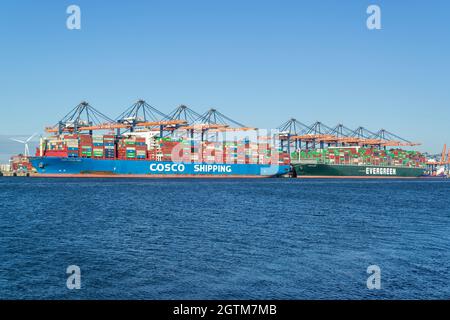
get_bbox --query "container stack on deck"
[159,139,179,161]
[39,132,427,168]
[92,135,104,158]
[80,135,92,158]
[44,136,67,157]
[292,147,426,168]
[135,137,147,159]
[203,141,226,164]
[104,135,115,159]
[117,137,134,159]
[37,133,290,165]
[65,135,79,158]
[224,141,238,164]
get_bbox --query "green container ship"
[290,147,426,178]
[292,161,425,178]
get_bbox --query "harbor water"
[0,177,449,299]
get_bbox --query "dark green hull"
[293,163,425,178]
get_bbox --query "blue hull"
[30,157,290,177]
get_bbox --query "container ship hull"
[293,162,425,178]
[30,157,290,178]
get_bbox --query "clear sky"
[0,0,449,161]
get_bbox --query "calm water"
[1,177,449,299]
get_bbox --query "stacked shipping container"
[92,135,104,158]
[104,135,115,159]
[292,147,426,167]
[41,134,291,165]
[64,135,79,158]
[136,137,147,159]
[80,135,92,158]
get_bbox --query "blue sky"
[0,0,449,160]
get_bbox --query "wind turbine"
[10,133,37,157]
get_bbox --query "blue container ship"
[29,157,290,178]
[29,133,291,178]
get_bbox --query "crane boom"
[183,124,229,130]
[45,123,130,133]
[209,127,257,132]
[359,138,385,145]
[45,119,187,133]
[135,119,187,127]
[290,134,337,141]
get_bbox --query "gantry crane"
[46,102,423,152]
[349,126,383,146]
[374,129,421,147]
[277,118,311,153]
[184,108,255,141]
[289,121,337,149]
[45,101,126,134]
[164,105,202,129]
[328,124,364,145]
[46,100,187,137]
[276,119,421,152]
[277,118,311,136]
[115,100,187,136]
[163,105,220,138]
